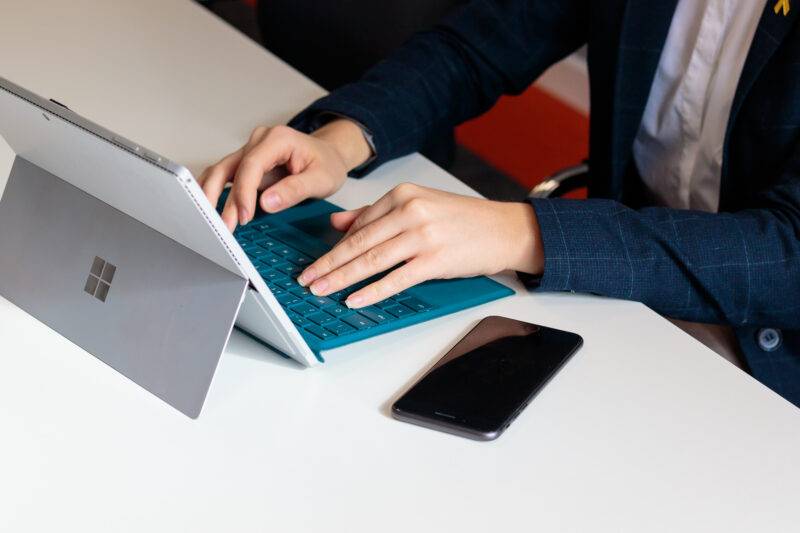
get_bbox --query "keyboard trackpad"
[289,213,345,250]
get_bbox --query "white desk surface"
[0,1,798,532]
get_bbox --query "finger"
[345,260,429,308]
[308,232,418,297]
[259,167,332,213]
[201,148,244,208]
[298,208,408,287]
[341,197,395,239]
[230,142,293,225]
[220,195,239,232]
[342,183,424,238]
[330,207,367,232]
[203,126,268,203]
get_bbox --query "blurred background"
[199,0,589,202]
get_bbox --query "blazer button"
[757,328,782,352]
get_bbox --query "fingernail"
[263,192,280,210]
[310,278,329,295]
[238,207,249,226]
[345,295,363,308]
[297,268,315,286]
[223,215,235,232]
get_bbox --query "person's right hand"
[198,119,372,232]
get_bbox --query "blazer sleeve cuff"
[521,197,576,292]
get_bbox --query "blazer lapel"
[730,1,800,123]
[609,0,678,199]
[722,1,800,201]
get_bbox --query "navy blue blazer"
[290,0,800,407]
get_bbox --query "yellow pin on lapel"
[775,0,791,16]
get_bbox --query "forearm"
[527,196,800,329]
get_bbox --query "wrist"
[312,118,372,171]
[503,202,544,275]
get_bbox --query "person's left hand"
[296,183,544,308]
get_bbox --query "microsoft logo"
[84,256,116,302]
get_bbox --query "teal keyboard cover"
[219,193,514,361]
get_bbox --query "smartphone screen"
[392,316,582,440]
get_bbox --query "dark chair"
[528,162,588,199]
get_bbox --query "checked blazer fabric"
[289,0,800,407]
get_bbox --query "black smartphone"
[392,316,583,441]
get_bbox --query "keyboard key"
[342,314,376,330]
[273,278,296,290]
[359,307,392,324]
[254,222,274,232]
[325,321,356,336]
[272,244,292,257]
[260,255,283,266]
[260,269,282,281]
[392,291,411,300]
[284,251,313,266]
[328,290,350,302]
[241,241,259,251]
[277,293,302,307]
[288,312,311,327]
[304,324,334,340]
[325,304,351,317]
[270,228,322,257]
[289,286,311,297]
[275,263,302,276]
[289,254,312,266]
[308,312,336,326]
[247,248,269,258]
[308,296,335,308]
[398,297,431,312]
[236,230,257,241]
[289,302,317,316]
[384,304,415,318]
[266,281,285,293]
[270,259,292,270]
[253,236,280,248]
[375,299,396,309]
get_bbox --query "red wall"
[456,85,589,194]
